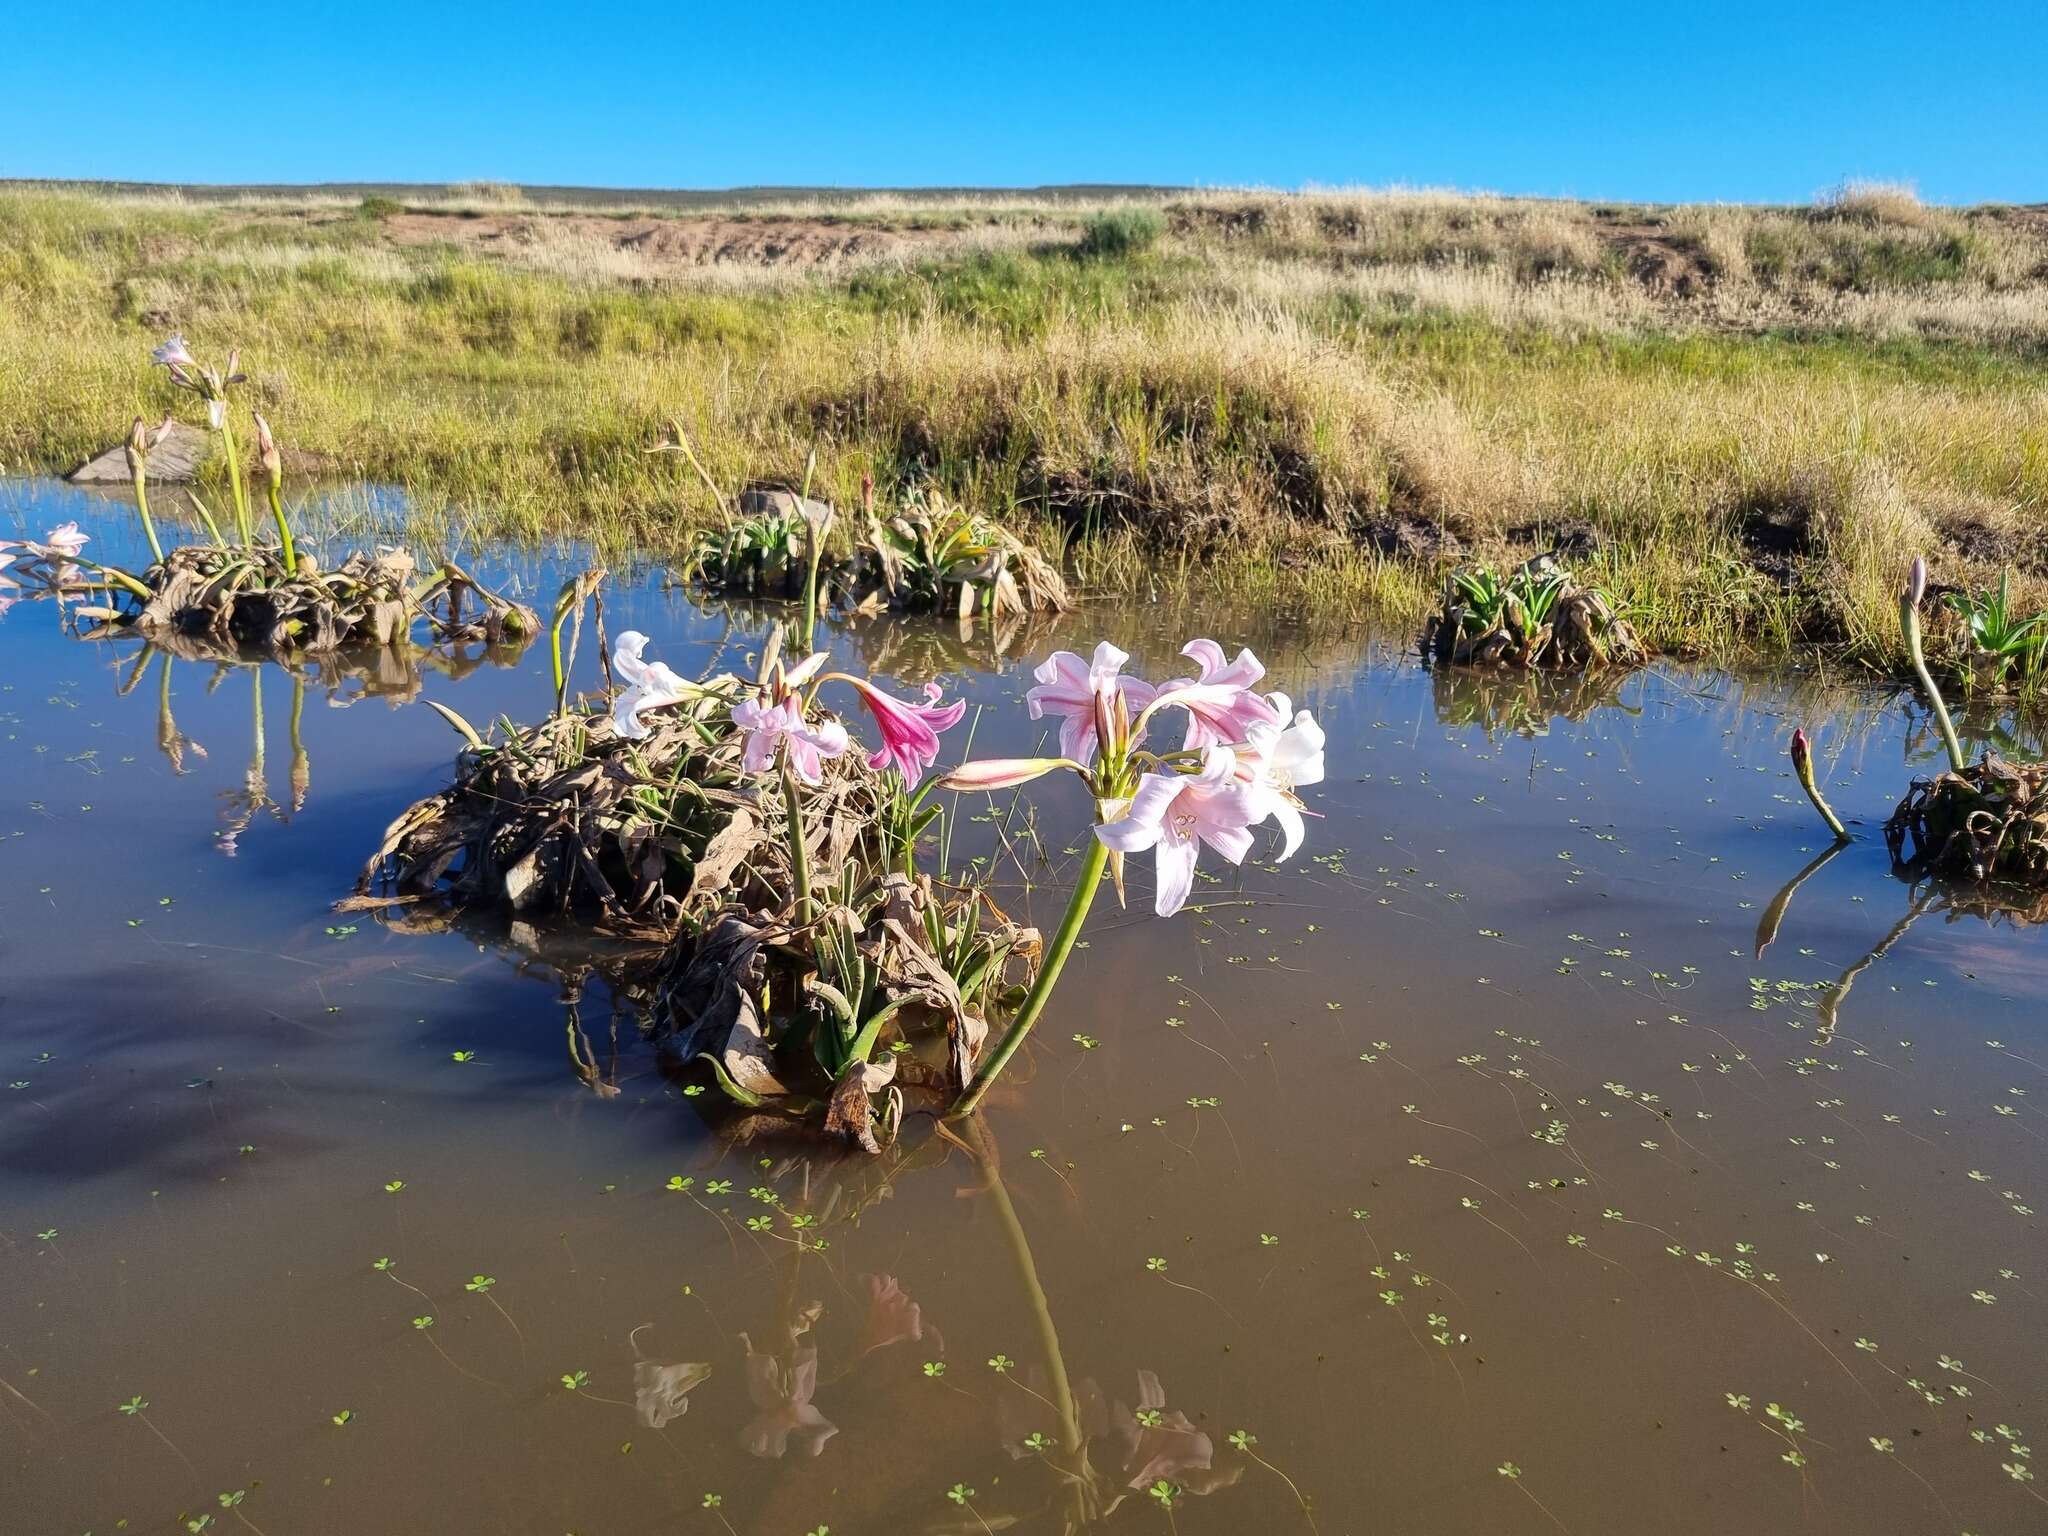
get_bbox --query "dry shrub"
[803,307,1546,548]
[1818,179,1937,229]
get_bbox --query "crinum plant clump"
[1423,558,1645,670]
[31,337,538,660]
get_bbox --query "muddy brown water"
[3,483,2044,1535]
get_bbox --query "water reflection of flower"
[857,1272,931,1356]
[741,1340,838,1458]
[633,1358,712,1429]
[996,1367,1236,1498]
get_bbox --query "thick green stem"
[549,606,572,716]
[782,756,812,921]
[1901,597,1967,773]
[267,481,297,574]
[1792,752,1850,844]
[130,468,165,564]
[800,521,825,652]
[219,420,251,546]
[953,835,1108,1116]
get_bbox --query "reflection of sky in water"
[4,480,2046,1536]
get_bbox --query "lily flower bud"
[938,757,1081,792]
[253,412,283,487]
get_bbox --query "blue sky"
[5,2,2042,202]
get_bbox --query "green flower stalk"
[1788,728,1850,844]
[782,755,813,922]
[122,416,168,565]
[152,335,251,545]
[219,412,251,545]
[953,835,1108,1116]
[1900,555,1967,773]
[253,412,296,574]
[799,495,833,654]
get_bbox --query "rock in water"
[69,423,212,484]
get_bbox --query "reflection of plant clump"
[1422,558,1645,669]
[1429,662,1638,738]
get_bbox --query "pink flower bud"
[1904,556,1927,608]
[939,757,1079,792]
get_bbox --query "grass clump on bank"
[2,184,2045,675]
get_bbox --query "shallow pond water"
[4,481,2045,1535]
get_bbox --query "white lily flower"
[1237,691,1326,860]
[609,631,692,739]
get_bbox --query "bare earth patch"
[378,211,984,272]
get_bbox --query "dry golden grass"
[2,184,2044,667]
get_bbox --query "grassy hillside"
[2,182,2045,665]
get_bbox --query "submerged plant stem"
[954,836,1108,1116]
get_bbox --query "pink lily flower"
[1026,642,1156,765]
[741,1345,837,1459]
[843,676,966,788]
[151,334,198,371]
[1236,691,1326,860]
[1154,639,1282,750]
[856,1273,928,1355]
[732,695,848,785]
[1094,747,1257,917]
